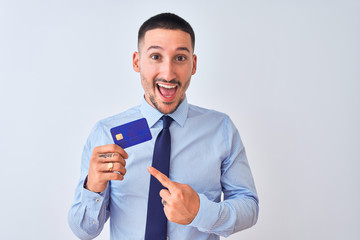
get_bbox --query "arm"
[68,124,128,239]
[67,176,111,240]
[189,116,259,237]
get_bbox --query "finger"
[94,144,128,159]
[98,153,118,159]
[148,166,174,190]
[160,189,171,201]
[99,162,127,175]
[104,171,124,181]
[98,153,126,167]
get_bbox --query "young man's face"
[133,28,197,114]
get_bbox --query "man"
[68,13,258,240]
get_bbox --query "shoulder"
[91,105,142,134]
[186,104,241,154]
[187,104,239,138]
[97,105,141,127]
[188,104,230,123]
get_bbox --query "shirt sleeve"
[189,116,259,237]
[68,123,111,240]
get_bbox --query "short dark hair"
[138,13,195,50]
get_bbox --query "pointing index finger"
[147,166,174,190]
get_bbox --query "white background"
[1,0,359,239]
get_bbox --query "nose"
[160,59,176,81]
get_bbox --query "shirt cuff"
[188,193,220,231]
[81,176,109,221]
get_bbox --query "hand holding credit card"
[84,118,151,193]
[110,118,152,149]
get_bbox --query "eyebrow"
[147,45,191,53]
[177,47,191,53]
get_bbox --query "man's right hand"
[86,144,128,193]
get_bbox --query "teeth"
[158,83,176,89]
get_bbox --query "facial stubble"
[142,76,191,114]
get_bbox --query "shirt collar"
[140,96,188,128]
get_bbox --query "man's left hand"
[147,166,200,225]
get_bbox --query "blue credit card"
[110,118,152,149]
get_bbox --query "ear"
[133,51,140,72]
[191,54,197,75]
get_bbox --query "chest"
[110,128,226,200]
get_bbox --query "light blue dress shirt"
[68,97,259,240]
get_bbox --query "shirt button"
[92,221,96,225]
[95,199,100,202]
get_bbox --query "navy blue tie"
[145,116,173,240]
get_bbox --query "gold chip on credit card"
[116,133,123,141]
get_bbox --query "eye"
[175,55,186,62]
[151,54,160,60]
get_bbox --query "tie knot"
[162,115,173,129]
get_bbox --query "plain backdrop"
[1,0,359,239]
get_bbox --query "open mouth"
[157,83,178,101]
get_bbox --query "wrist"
[83,175,104,193]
